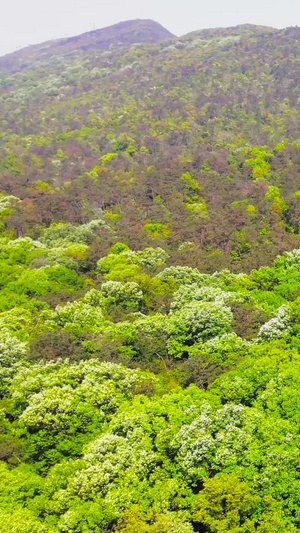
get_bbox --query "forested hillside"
[2,20,300,532]
[2,22,300,271]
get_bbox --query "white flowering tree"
[43,300,106,334]
[170,402,298,493]
[168,302,233,357]
[100,280,144,310]
[36,385,209,530]
[156,266,208,286]
[171,284,242,311]
[257,304,292,341]
[11,360,155,467]
[0,194,21,232]
[41,219,110,247]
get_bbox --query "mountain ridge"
[0,19,175,68]
[0,19,283,68]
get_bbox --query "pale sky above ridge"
[1,0,300,57]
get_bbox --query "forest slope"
[1,23,300,271]
[2,21,300,533]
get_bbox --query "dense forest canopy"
[2,22,300,271]
[2,19,300,532]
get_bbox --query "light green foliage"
[36,386,210,528]
[185,201,208,217]
[97,250,141,280]
[5,265,83,296]
[135,247,169,269]
[274,248,300,268]
[209,343,300,433]
[181,172,207,216]
[181,172,202,192]
[266,185,281,200]
[0,462,54,531]
[178,241,197,253]
[189,333,249,367]
[246,204,256,213]
[100,152,117,162]
[0,237,46,265]
[245,146,272,180]
[0,308,33,394]
[194,474,294,533]
[0,237,87,312]
[1,222,300,529]
[109,242,130,255]
[0,509,52,533]
[82,288,103,306]
[265,186,289,211]
[116,507,194,532]
[105,313,169,361]
[67,432,158,512]
[210,269,255,291]
[0,307,33,341]
[250,250,300,303]
[171,400,300,507]
[98,246,169,280]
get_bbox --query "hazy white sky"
[1,0,300,57]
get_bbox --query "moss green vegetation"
[3,21,300,532]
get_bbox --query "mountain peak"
[0,19,175,68]
[56,19,175,50]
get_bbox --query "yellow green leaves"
[265,186,280,199]
[98,246,169,280]
[245,146,272,180]
[115,506,194,532]
[185,201,208,217]
[100,152,117,163]
[143,223,170,238]
[180,172,208,217]
[97,252,141,281]
[265,186,289,212]
[193,474,293,533]
[274,142,285,152]
[85,165,101,180]
[108,242,130,255]
[34,181,54,192]
[181,172,202,192]
[104,211,121,221]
